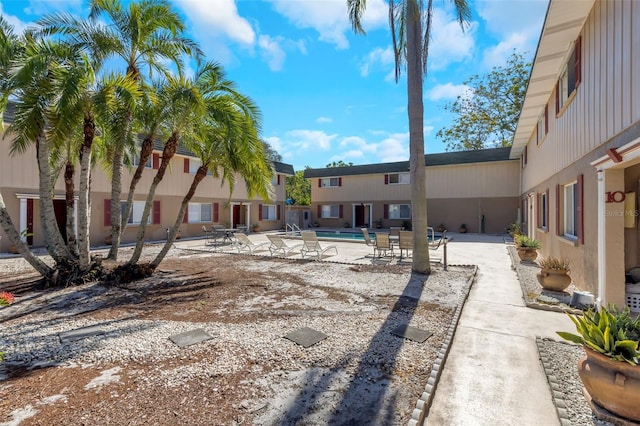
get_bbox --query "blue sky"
[0,0,548,171]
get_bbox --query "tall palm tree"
[39,0,202,260]
[348,0,470,274]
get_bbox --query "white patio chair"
[235,233,270,254]
[300,231,338,260]
[266,234,303,256]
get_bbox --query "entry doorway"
[354,205,365,227]
[53,200,67,243]
[352,203,372,228]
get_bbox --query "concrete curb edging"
[536,337,572,426]
[407,264,479,426]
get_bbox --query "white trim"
[229,202,251,229]
[591,136,640,170]
[351,203,373,228]
[596,170,605,308]
[19,199,27,241]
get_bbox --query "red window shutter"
[277,174,281,185]
[556,184,561,236]
[277,204,281,220]
[575,36,582,86]
[317,205,321,218]
[544,104,549,134]
[536,194,540,228]
[318,179,322,188]
[152,153,160,169]
[577,174,584,244]
[153,200,161,224]
[555,83,560,114]
[338,177,342,186]
[545,188,550,229]
[214,202,219,222]
[383,204,389,219]
[104,199,111,226]
[339,204,343,218]
[524,145,528,165]
[384,174,389,184]
[258,204,263,220]
[183,158,189,173]
[182,205,188,223]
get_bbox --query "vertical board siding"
[524,0,640,191]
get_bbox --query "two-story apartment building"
[304,147,520,235]
[512,0,639,307]
[0,102,294,252]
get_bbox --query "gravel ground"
[508,246,613,426]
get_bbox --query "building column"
[597,169,626,307]
[19,198,27,241]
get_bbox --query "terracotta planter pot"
[517,247,538,261]
[536,269,571,292]
[578,348,640,421]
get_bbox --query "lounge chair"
[235,233,270,254]
[374,232,394,258]
[398,230,413,259]
[267,234,303,256]
[361,228,376,246]
[300,231,338,260]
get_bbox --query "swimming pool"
[314,230,372,241]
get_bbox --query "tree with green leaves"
[437,51,530,151]
[286,169,311,206]
[349,0,471,274]
[326,160,353,167]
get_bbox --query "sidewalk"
[425,235,574,426]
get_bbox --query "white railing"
[285,223,301,235]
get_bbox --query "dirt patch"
[1,252,473,425]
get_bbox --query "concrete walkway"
[172,232,575,425]
[425,235,574,426]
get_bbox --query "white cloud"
[0,2,32,34]
[258,35,306,71]
[428,8,477,70]
[264,136,284,154]
[330,150,364,162]
[174,0,255,46]
[23,0,82,16]
[427,83,471,101]
[316,116,333,123]
[377,132,409,162]
[286,129,337,150]
[267,0,387,49]
[360,46,394,77]
[476,0,547,68]
[339,136,377,153]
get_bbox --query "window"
[187,158,212,175]
[188,203,212,223]
[261,204,277,220]
[388,204,411,220]
[121,201,151,225]
[564,182,578,238]
[538,191,547,229]
[557,37,581,112]
[522,145,528,168]
[321,205,340,218]
[536,105,548,145]
[387,173,410,184]
[321,178,340,187]
[132,155,152,168]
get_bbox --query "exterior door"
[53,200,67,243]
[355,205,365,227]
[26,199,34,245]
[232,205,241,228]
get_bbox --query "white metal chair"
[300,231,338,260]
[235,233,270,254]
[266,234,303,256]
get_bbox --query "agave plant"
[515,235,541,249]
[538,256,570,271]
[557,306,640,365]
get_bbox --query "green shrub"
[515,235,541,249]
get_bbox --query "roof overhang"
[510,0,596,159]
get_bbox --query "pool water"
[314,230,372,240]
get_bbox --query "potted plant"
[252,223,260,233]
[374,218,383,229]
[536,257,571,292]
[437,223,446,233]
[514,235,540,261]
[459,224,467,233]
[557,306,640,421]
[509,221,523,239]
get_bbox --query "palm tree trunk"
[406,0,430,274]
[64,162,79,257]
[151,166,207,268]
[121,136,154,233]
[77,116,95,267]
[128,133,179,265]
[0,192,52,277]
[106,148,124,260]
[36,133,73,263]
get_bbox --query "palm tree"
[39,0,202,260]
[349,0,470,273]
